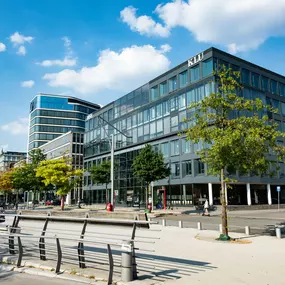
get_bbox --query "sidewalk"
[1,224,285,285]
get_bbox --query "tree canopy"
[185,66,285,238]
[89,160,111,187]
[132,144,170,186]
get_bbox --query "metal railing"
[0,213,158,284]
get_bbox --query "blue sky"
[1,0,285,152]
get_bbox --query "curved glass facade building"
[28,94,100,151]
[83,47,285,207]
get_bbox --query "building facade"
[0,151,27,171]
[39,131,84,204]
[28,93,100,151]
[83,47,285,207]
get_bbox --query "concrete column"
[246,183,251,206]
[267,184,272,205]
[183,185,186,205]
[208,183,213,206]
[66,193,71,205]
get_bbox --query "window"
[178,94,186,109]
[169,76,177,92]
[242,69,250,85]
[272,99,280,113]
[160,81,168,96]
[143,124,150,140]
[108,109,113,121]
[186,89,195,105]
[171,162,180,178]
[202,59,213,77]
[170,97,178,112]
[161,142,169,158]
[151,86,159,101]
[190,65,200,82]
[132,114,137,126]
[127,117,132,129]
[138,126,143,141]
[156,103,163,118]
[171,140,179,156]
[181,139,191,153]
[194,159,205,174]
[275,120,282,132]
[163,117,170,134]
[281,103,285,115]
[271,80,278,94]
[143,109,149,122]
[261,76,269,91]
[163,101,169,116]
[179,111,187,130]
[179,70,188,87]
[251,73,260,89]
[150,122,156,138]
[138,111,143,124]
[156,119,163,135]
[150,106,156,120]
[171,115,179,132]
[182,161,192,176]
[280,84,285,97]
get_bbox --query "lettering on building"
[188,52,204,67]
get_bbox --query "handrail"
[2,214,156,225]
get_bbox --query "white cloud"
[10,32,34,45]
[43,44,171,94]
[0,43,6,52]
[37,36,77,67]
[1,118,29,135]
[120,6,170,37]
[38,57,76,67]
[17,46,26,56]
[21,80,35,88]
[121,0,285,53]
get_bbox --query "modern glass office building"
[83,47,285,207]
[28,94,100,151]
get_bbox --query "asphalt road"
[0,272,81,285]
[154,210,285,235]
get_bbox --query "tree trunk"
[60,196,65,211]
[220,168,228,237]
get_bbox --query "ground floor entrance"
[83,183,285,207]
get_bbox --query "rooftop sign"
[188,52,204,67]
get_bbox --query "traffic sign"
[277,186,281,192]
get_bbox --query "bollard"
[197,222,202,230]
[276,227,282,239]
[245,226,250,236]
[219,224,223,233]
[162,219,166,227]
[121,242,133,282]
[178,221,183,228]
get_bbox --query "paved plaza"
[1,212,285,285]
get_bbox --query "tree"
[0,169,14,203]
[185,66,285,239]
[89,160,111,203]
[12,149,47,203]
[36,158,82,210]
[132,144,171,207]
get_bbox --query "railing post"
[9,216,20,254]
[39,218,49,261]
[131,222,137,280]
[107,244,113,285]
[121,241,133,282]
[55,237,62,273]
[78,219,87,268]
[17,236,23,267]
[276,227,282,239]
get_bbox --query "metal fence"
[0,214,158,284]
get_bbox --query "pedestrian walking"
[202,199,210,216]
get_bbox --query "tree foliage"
[36,158,83,210]
[90,160,111,188]
[185,66,285,238]
[0,169,14,193]
[132,144,170,186]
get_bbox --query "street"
[154,209,285,235]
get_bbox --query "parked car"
[45,199,61,206]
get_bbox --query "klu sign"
[188,52,204,67]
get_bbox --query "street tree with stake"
[132,144,170,208]
[185,66,285,240]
